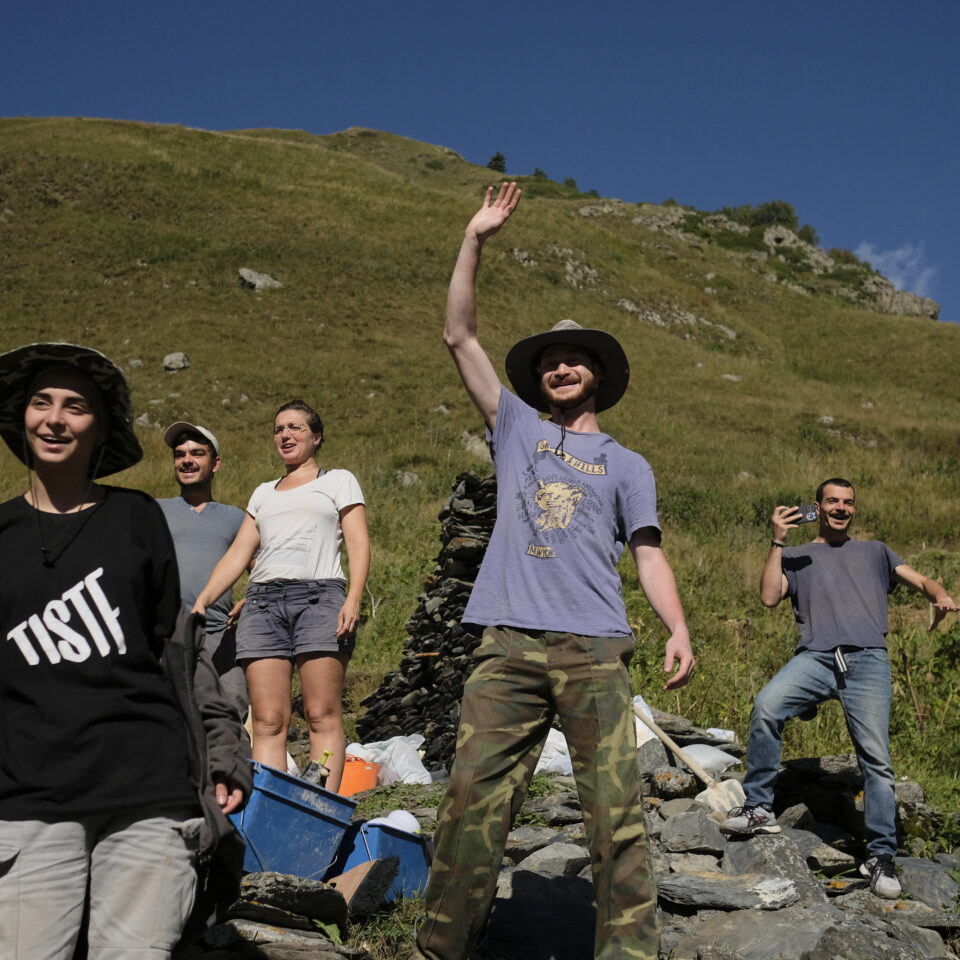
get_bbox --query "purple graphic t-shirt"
[463,388,659,637]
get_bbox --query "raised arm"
[336,503,370,639]
[760,505,801,607]
[893,563,958,631]
[192,514,261,616]
[444,182,522,430]
[629,527,695,690]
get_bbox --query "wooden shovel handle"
[633,704,717,788]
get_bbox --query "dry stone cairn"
[357,471,495,768]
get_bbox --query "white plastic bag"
[681,743,739,779]
[347,735,433,785]
[632,694,657,747]
[534,727,573,776]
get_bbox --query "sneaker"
[302,759,330,787]
[719,804,781,834]
[860,855,901,899]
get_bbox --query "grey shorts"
[236,579,354,661]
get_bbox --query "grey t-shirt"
[158,497,245,632]
[462,388,660,637]
[782,539,903,651]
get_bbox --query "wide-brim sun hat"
[0,342,143,479]
[505,319,630,413]
[163,421,220,457]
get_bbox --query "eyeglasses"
[273,423,311,436]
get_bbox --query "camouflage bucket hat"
[0,342,143,479]
[505,319,630,413]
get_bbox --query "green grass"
[1,117,958,811]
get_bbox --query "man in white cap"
[158,422,247,719]
[415,184,695,960]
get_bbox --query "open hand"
[466,182,522,242]
[930,594,959,631]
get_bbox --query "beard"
[542,376,599,411]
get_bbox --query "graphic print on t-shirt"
[520,445,609,559]
[6,566,126,665]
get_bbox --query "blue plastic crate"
[331,821,432,902]
[230,762,357,879]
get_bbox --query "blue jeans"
[743,647,896,857]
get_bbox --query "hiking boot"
[860,855,901,899]
[720,804,781,834]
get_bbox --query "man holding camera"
[722,478,957,899]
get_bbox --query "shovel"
[633,704,745,814]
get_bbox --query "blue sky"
[4,1,958,320]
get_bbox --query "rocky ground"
[188,714,960,960]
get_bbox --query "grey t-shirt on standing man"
[781,539,903,651]
[158,497,245,632]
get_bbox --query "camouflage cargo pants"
[415,626,657,960]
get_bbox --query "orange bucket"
[338,755,380,797]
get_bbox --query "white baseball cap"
[163,421,220,457]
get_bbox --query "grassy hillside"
[2,117,958,811]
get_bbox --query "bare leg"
[243,657,294,770]
[297,652,349,792]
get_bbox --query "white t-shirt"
[246,469,365,584]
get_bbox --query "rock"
[238,267,283,290]
[668,852,722,874]
[505,825,562,863]
[637,737,670,775]
[162,351,189,371]
[520,794,582,825]
[896,856,960,911]
[516,841,590,878]
[658,798,706,819]
[663,905,837,960]
[798,918,943,960]
[657,871,800,911]
[661,810,726,854]
[651,767,697,800]
[782,827,855,875]
[220,918,344,951]
[225,900,318,931]
[237,871,347,925]
[882,918,951,959]
[396,470,420,486]
[723,833,828,907]
[777,803,815,829]
[460,431,491,463]
[127,358,142,368]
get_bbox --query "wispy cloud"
[854,241,938,298]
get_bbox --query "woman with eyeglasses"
[194,400,369,792]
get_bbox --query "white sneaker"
[719,804,781,834]
[860,855,901,899]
